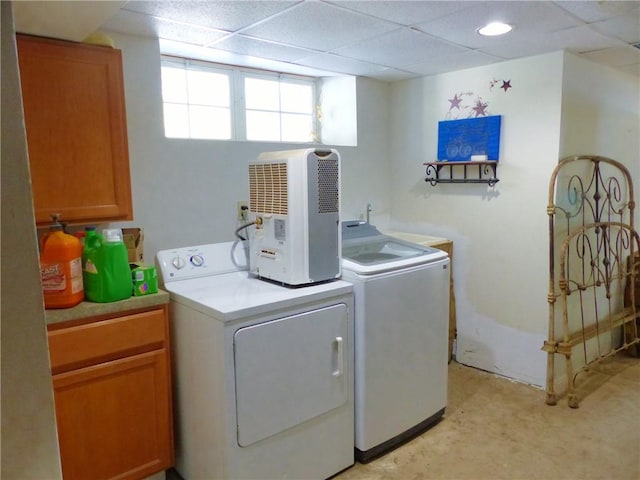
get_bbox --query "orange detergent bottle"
[40,217,84,309]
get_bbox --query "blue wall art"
[437,115,501,162]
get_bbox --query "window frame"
[161,55,319,143]
[161,57,235,140]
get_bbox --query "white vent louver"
[249,163,288,215]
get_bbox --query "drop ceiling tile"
[477,39,557,60]
[333,28,468,68]
[13,1,125,42]
[296,52,390,76]
[580,45,640,67]
[102,9,229,45]
[121,0,298,32]
[589,15,640,44]
[95,0,639,79]
[478,25,626,60]
[415,1,581,49]
[159,39,338,77]
[327,0,471,26]
[618,63,640,75]
[477,23,628,61]
[240,1,398,51]
[542,25,626,53]
[555,1,639,23]
[211,35,314,63]
[403,50,503,77]
[102,10,157,37]
[371,68,421,82]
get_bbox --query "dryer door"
[234,303,348,447]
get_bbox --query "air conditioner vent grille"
[249,163,288,215]
[317,158,339,213]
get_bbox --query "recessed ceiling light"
[478,22,513,36]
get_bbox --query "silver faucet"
[366,203,372,224]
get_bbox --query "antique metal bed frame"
[544,155,639,408]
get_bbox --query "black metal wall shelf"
[424,161,499,186]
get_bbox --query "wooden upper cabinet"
[16,34,133,225]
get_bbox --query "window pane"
[161,66,188,103]
[187,70,230,107]
[161,56,317,143]
[189,105,231,140]
[163,103,189,138]
[281,113,313,142]
[246,110,280,141]
[245,77,279,111]
[280,82,313,114]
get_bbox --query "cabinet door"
[16,34,132,225]
[52,350,173,480]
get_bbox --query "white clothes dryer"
[157,241,354,480]
[341,221,450,463]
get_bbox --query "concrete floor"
[167,354,639,480]
[336,355,640,480]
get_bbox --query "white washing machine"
[156,241,354,480]
[341,221,450,463]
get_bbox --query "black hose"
[235,220,255,241]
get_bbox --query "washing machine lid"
[341,221,446,274]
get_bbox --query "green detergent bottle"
[83,228,132,302]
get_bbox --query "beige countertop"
[383,231,451,246]
[45,289,170,326]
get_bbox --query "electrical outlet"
[237,201,249,222]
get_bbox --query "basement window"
[161,56,317,143]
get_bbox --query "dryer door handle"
[332,336,344,377]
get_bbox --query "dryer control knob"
[172,256,186,270]
[190,254,204,267]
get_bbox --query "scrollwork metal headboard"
[544,155,639,408]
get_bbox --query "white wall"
[388,52,567,386]
[7,32,634,455]
[1,3,62,477]
[108,32,392,259]
[387,51,639,388]
[111,33,638,389]
[3,16,635,474]
[560,51,640,228]
[320,76,358,147]
[551,52,640,388]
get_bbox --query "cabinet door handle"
[332,336,344,377]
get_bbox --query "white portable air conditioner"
[248,148,341,286]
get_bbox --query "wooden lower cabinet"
[47,307,174,480]
[429,240,457,362]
